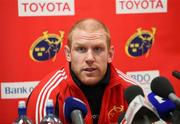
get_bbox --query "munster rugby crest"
[30,31,64,62]
[125,28,156,57]
[108,105,124,122]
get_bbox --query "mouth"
[83,68,97,72]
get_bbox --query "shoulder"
[33,68,67,93]
[115,68,138,85]
[27,67,69,124]
[31,67,69,99]
[110,64,138,88]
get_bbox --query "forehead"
[71,29,107,45]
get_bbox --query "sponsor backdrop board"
[1,0,180,123]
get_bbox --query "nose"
[85,50,95,65]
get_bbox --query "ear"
[64,45,71,62]
[108,45,114,63]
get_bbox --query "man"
[27,18,137,124]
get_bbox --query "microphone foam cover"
[151,76,174,98]
[124,85,144,104]
[63,97,87,122]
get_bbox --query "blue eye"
[94,47,103,53]
[77,47,86,52]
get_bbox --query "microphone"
[172,70,180,80]
[148,93,180,124]
[151,76,180,109]
[124,85,160,124]
[63,97,87,124]
[148,92,176,121]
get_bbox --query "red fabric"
[27,64,137,124]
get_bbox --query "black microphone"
[151,76,180,109]
[124,85,160,124]
[172,70,180,80]
[63,97,87,124]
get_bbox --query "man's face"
[65,29,114,85]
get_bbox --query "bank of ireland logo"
[30,31,64,62]
[125,28,156,57]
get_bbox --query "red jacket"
[27,64,137,124]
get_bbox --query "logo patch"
[125,28,156,57]
[108,105,124,122]
[30,31,64,62]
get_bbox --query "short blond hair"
[67,18,111,48]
